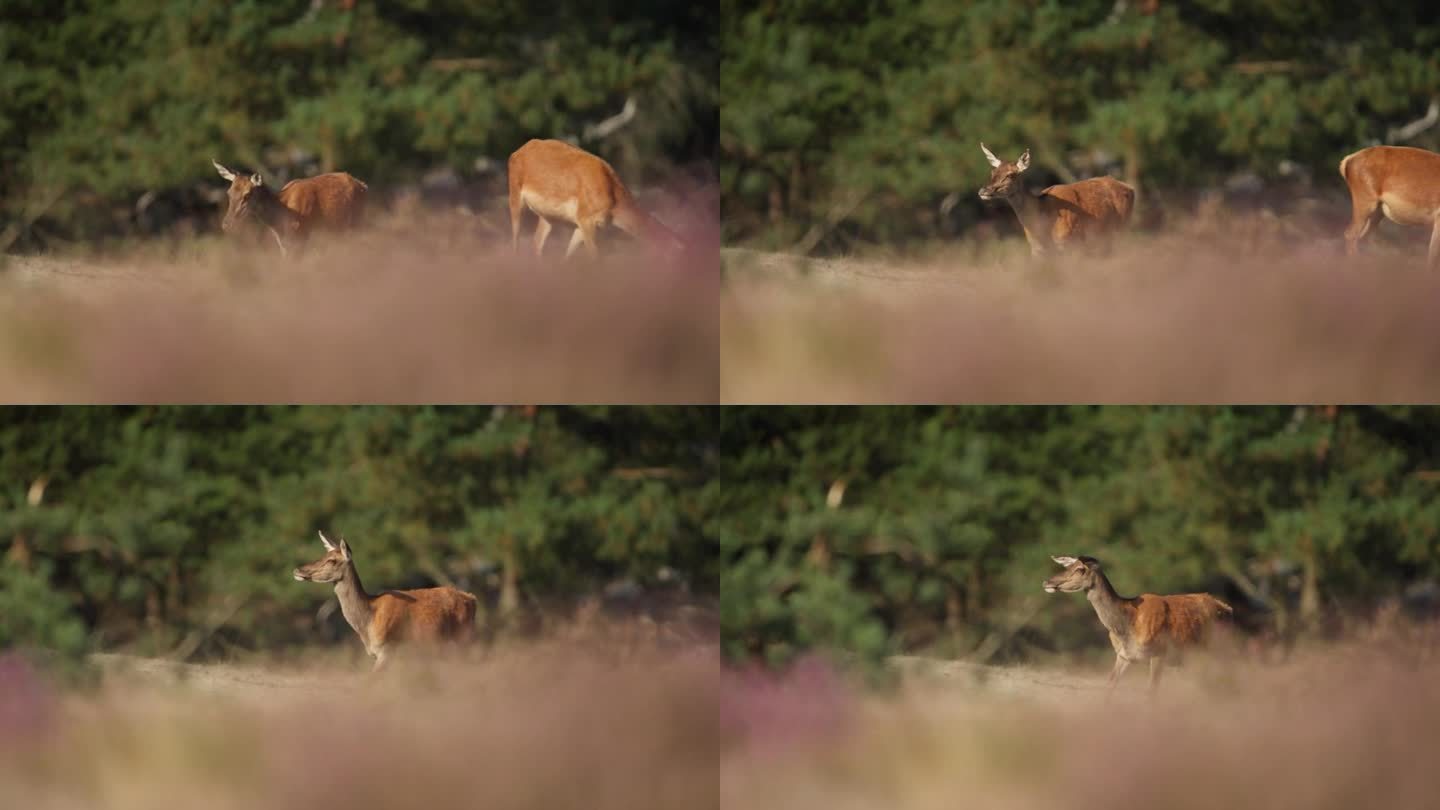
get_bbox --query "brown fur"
[1044,555,1232,695]
[978,144,1134,256]
[507,138,683,259]
[213,160,367,258]
[293,532,476,671]
[1339,145,1440,268]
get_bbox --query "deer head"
[293,530,353,583]
[977,143,1032,202]
[1043,555,1103,593]
[212,159,269,233]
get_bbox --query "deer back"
[276,172,369,232]
[370,586,478,645]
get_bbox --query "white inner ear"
[1016,150,1031,172]
[1052,555,1077,566]
[319,530,336,551]
[250,173,264,187]
[339,538,351,561]
[981,143,1002,168]
[212,159,236,182]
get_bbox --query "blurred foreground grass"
[721,223,1440,403]
[0,202,719,403]
[0,622,718,810]
[722,631,1440,810]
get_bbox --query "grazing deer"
[1339,145,1440,268]
[977,144,1135,257]
[507,138,685,260]
[1044,555,1232,695]
[211,160,367,258]
[293,531,477,671]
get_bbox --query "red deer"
[212,159,367,258]
[1044,555,1232,695]
[977,144,1135,257]
[507,138,684,260]
[293,531,477,671]
[1339,145,1440,268]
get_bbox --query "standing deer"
[212,160,367,258]
[1339,145,1440,268]
[977,144,1135,257]
[293,531,477,671]
[1044,555,1232,695]
[507,138,685,260]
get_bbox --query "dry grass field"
[722,630,1440,810]
[0,623,719,810]
[721,220,1440,402]
[0,199,719,403]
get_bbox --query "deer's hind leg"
[509,184,525,254]
[1344,187,1383,256]
[532,216,553,257]
[1428,215,1440,270]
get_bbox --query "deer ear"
[980,142,1002,168]
[1052,555,1077,567]
[1016,150,1031,172]
[250,173,264,188]
[338,537,351,561]
[319,530,336,551]
[212,159,236,182]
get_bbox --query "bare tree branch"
[1388,98,1440,144]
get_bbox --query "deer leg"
[583,223,601,259]
[1106,656,1131,695]
[1344,192,1382,257]
[371,647,389,673]
[509,188,524,254]
[1429,217,1440,270]
[268,227,289,259]
[564,227,587,259]
[1148,657,1165,695]
[532,216,553,257]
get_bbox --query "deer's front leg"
[1107,655,1131,692]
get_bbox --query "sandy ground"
[88,652,346,698]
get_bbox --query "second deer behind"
[507,138,685,260]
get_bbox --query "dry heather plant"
[0,625,718,810]
[0,199,719,403]
[721,220,1440,402]
[721,626,1440,810]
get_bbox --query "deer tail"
[1339,150,1361,182]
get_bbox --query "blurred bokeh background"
[721,0,1440,252]
[0,405,719,665]
[720,405,1440,670]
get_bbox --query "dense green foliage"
[0,406,718,659]
[1,0,717,243]
[719,406,1440,668]
[722,0,1440,249]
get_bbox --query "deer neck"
[1002,186,1051,253]
[1086,571,1134,639]
[252,189,300,232]
[333,564,375,646]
